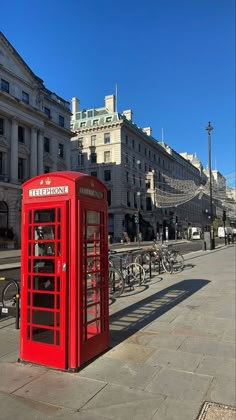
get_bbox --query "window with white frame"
[104,133,110,144]
[104,151,111,163]
[91,135,96,146]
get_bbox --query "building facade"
[71,94,209,242]
[0,32,72,246]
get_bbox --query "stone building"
[0,32,72,246]
[70,94,207,242]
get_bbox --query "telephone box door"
[79,204,109,364]
[20,202,68,369]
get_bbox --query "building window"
[44,107,51,118]
[22,91,29,104]
[0,152,3,175]
[133,157,135,168]
[107,190,111,206]
[1,79,9,93]
[104,151,111,162]
[58,143,64,158]
[145,163,147,171]
[138,144,141,152]
[18,126,24,143]
[125,153,128,165]
[59,115,64,127]
[104,133,110,144]
[87,110,93,118]
[132,139,135,148]
[0,118,4,136]
[44,166,50,173]
[106,117,112,122]
[44,137,50,153]
[104,170,111,181]
[91,135,96,146]
[144,148,147,156]
[91,171,97,177]
[125,135,128,144]
[78,154,84,166]
[18,157,25,180]
[80,122,86,127]
[133,174,135,185]
[146,197,152,211]
[127,192,131,207]
[91,153,97,163]
[126,172,129,182]
[93,119,99,125]
[77,137,83,149]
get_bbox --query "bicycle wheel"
[161,256,173,274]
[2,280,19,308]
[108,268,124,298]
[134,253,150,272]
[125,263,146,286]
[171,251,184,273]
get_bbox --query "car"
[192,231,201,240]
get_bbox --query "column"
[10,118,19,183]
[38,130,44,174]
[30,127,38,177]
[65,141,71,170]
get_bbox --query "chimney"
[143,127,152,136]
[122,110,133,121]
[71,97,80,117]
[105,95,116,112]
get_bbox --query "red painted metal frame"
[20,171,109,371]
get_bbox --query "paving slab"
[0,362,46,393]
[79,356,161,389]
[14,370,107,410]
[145,368,213,402]
[152,396,201,420]
[195,355,235,381]
[80,383,165,420]
[205,377,236,407]
[179,336,236,359]
[145,348,202,372]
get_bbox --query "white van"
[218,226,233,238]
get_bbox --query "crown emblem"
[45,177,51,185]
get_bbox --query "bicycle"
[1,279,20,308]
[109,250,146,290]
[135,245,173,274]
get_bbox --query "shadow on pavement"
[109,278,210,348]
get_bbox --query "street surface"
[0,238,224,298]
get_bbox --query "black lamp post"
[205,121,215,249]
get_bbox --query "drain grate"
[197,402,236,420]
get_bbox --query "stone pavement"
[0,245,235,419]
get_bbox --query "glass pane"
[32,276,55,291]
[32,309,54,326]
[34,225,55,240]
[87,211,100,224]
[34,209,55,223]
[32,293,54,309]
[87,289,100,305]
[32,327,54,344]
[33,259,55,273]
[87,225,100,240]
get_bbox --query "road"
[0,238,225,299]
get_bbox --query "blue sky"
[1,0,235,185]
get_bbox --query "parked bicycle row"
[109,240,185,299]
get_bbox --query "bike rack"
[0,277,20,329]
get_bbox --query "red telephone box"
[19,171,109,370]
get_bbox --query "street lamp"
[205,121,215,249]
[136,191,141,246]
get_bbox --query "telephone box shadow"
[109,278,210,348]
